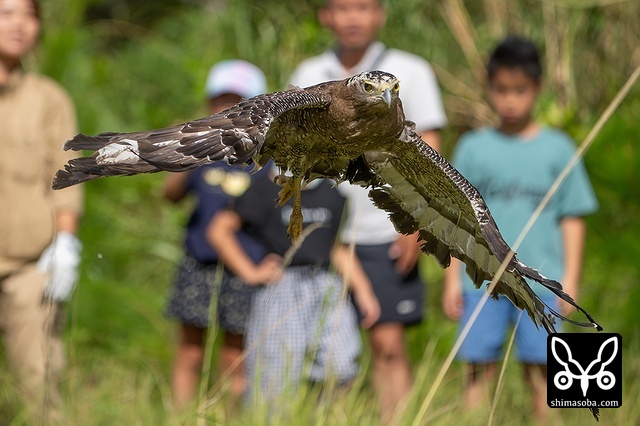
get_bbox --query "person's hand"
[442,280,464,321]
[36,232,82,301]
[388,233,421,276]
[245,254,283,285]
[353,288,381,329]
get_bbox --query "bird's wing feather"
[351,122,602,333]
[52,88,332,189]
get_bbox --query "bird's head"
[346,71,400,108]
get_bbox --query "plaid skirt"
[244,266,361,403]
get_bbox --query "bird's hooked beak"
[381,88,392,107]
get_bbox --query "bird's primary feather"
[352,122,602,334]
[52,70,602,337]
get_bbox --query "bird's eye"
[393,83,400,92]
[363,82,374,93]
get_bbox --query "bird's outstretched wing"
[349,122,602,334]
[52,88,332,189]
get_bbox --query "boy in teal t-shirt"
[442,37,598,423]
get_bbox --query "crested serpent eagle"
[52,70,601,335]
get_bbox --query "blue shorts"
[458,292,558,365]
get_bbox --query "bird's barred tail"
[52,133,161,189]
[52,156,161,189]
[63,132,123,151]
[53,156,105,189]
[517,262,603,331]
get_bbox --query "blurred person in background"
[442,37,598,424]
[0,0,83,423]
[164,59,269,411]
[288,0,447,422]
[208,164,380,407]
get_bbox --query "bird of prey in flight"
[53,70,602,335]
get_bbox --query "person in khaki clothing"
[0,0,83,422]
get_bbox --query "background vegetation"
[1,0,639,424]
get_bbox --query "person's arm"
[56,210,79,234]
[442,258,464,320]
[39,84,83,301]
[420,129,441,153]
[163,171,193,202]
[559,216,587,316]
[331,244,380,328]
[207,210,282,285]
[388,232,421,276]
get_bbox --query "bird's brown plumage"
[52,70,602,338]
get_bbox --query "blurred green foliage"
[1,0,639,424]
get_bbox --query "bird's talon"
[277,176,293,206]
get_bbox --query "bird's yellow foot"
[287,203,303,242]
[287,176,304,242]
[275,173,304,241]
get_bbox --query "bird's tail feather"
[52,156,159,189]
[63,132,121,151]
[517,262,603,331]
[53,130,198,189]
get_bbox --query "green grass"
[5,304,639,425]
[3,252,638,425]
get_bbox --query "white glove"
[36,231,82,301]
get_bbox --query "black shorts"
[166,255,254,334]
[353,243,424,327]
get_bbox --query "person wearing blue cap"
[163,60,270,411]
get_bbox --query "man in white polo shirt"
[289,0,447,421]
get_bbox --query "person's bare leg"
[171,324,205,411]
[523,363,548,425]
[464,363,498,410]
[369,323,412,424]
[219,332,245,398]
